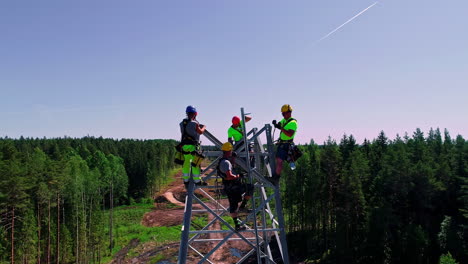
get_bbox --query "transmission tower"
[177,108,290,264]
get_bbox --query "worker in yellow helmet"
[269,104,298,185]
[218,142,254,231]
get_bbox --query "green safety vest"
[279,118,297,141]
[228,121,244,142]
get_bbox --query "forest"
[0,128,467,264]
[283,128,467,264]
[0,137,176,263]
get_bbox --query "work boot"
[235,224,247,231]
[235,219,246,231]
[238,207,252,214]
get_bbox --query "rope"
[215,176,222,217]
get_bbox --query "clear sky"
[1,0,467,144]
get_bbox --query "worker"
[228,115,254,168]
[270,104,298,185]
[227,115,252,146]
[179,105,207,187]
[218,142,254,231]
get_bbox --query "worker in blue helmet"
[178,105,207,187]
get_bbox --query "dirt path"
[142,172,205,227]
[141,172,188,228]
[163,190,185,207]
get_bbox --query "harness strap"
[229,126,244,145]
[217,158,228,179]
[181,119,198,146]
[277,118,297,142]
[281,118,296,128]
[231,125,243,136]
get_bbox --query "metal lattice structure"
[177,108,290,264]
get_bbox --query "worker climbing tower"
[178,108,290,264]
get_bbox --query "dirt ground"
[112,170,285,264]
[145,171,251,264]
[141,173,188,228]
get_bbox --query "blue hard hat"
[186,105,197,113]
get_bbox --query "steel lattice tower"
[177,108,290,264]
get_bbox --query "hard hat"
[281,104,293,113]
[186,105,197,113]
[221,142,233,151]
[232,116,241,125]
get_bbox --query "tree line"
[283,128,468,264]
[1,128,467,264]
[0,137,176,264]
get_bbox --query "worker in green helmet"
[179,105,207,187]
[269,104,298,185]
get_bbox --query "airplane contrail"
[316,1,379,43]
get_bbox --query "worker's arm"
[225,170,240,181]
[196,124,206,134]
[281,128,295,137]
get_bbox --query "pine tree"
[336,149,369,262]
[319,138,342,259]
[0,151,31,264]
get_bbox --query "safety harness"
[175,118,200,155]
[280,117,296,129]
[231,125,244,138]
[277,118,297,143]
[180,118,199,146]
[217,157,229,180]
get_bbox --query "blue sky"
[1,0,467,144]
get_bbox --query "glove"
[232,151,238,157]
[272,120,281,129]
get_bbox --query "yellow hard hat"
[221,142,233,151]
[281,104,293,112]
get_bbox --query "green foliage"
[0,137,176,263]
[191,215,208,230]
[0,227,7,262]
[1,131,466,263]
[440,252,459,264]
[105,203,181,258]
[283,129,468,264]
[439,216,452,251]
[150,254,167,263]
